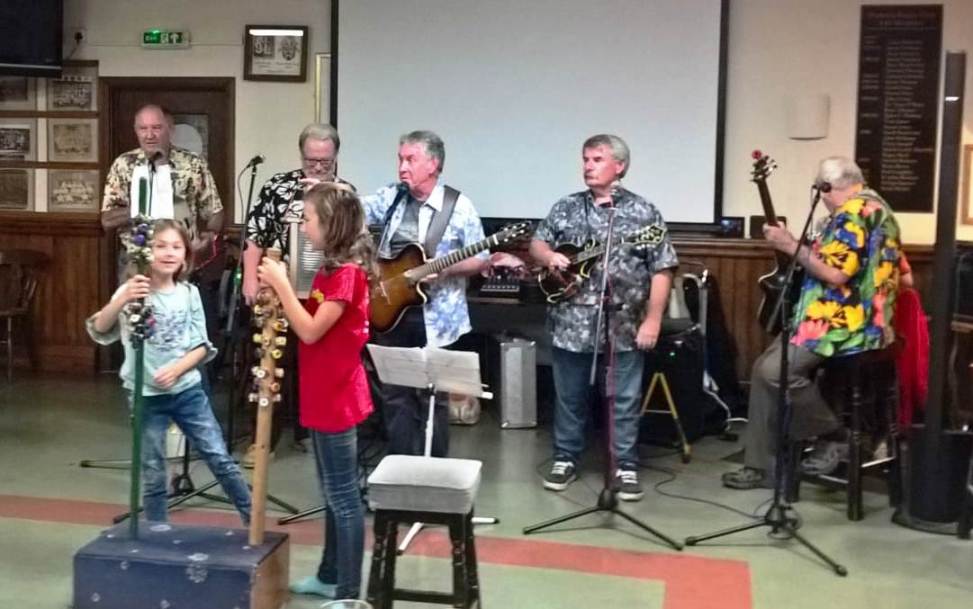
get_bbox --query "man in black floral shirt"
[242,123,353,304]
[240,123,352,464]
[530,134,677,501]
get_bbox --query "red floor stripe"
[0,494,751,609]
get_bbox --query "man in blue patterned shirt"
[530,134,678,501]
[362,130,489,457]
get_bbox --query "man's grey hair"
[400,130,445,173]
[299,123,341,152]
[816,156,865,190]
[583,134,630,178]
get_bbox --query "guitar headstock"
[629,224,667,250]
[751,150,777,183]
[494,221,533,243]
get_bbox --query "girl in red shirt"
[258,183,375,601]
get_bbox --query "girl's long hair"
[304,183,377,283]
[150,218,192,283]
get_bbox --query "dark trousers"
[370,308,449,457]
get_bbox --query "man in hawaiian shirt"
[530,134,678,501]
[361,130,489,457]
[723,156,902,490]
[101,104,224,272]
[101,103,225,343]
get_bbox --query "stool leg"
[883,372,903,508]
[367,513,390,609]
[464,512,480,608]
[448,516,468,608]
[848,368,864,521]
[382,519,400,609]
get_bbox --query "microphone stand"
[684,186,847,576]
[523,192,682,550]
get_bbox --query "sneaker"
[241,444,275,469]
[289,575,336,598]
[801,441,848,476]
[543,460,577,491]
[722,466,772,490]
[614,469,644,501]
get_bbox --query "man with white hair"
[723,156,903,490]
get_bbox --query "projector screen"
[337,0,725,222]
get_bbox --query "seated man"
[723,156,903,490]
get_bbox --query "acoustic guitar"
[752,151,802,334]
[370,222,531,334]
[537,224,668,304]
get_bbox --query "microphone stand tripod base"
[685,502,847,577]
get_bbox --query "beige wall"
[65,0,331,222]
[722,0,973,245]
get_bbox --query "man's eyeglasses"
[302,157,335,169]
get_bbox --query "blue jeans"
[139,384,252,524]
[551,347,645,470]
[311,427,364,599]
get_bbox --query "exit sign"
[141,30,190,48]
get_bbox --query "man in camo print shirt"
[530,134,677,502]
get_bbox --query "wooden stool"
[366,455,482,609]
[792,346,902,520]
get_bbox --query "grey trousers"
[743,338,839,472]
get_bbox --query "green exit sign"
[141,30,190,48]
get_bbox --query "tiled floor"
[1,373,971,608]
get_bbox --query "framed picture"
[0,168,34,210]
[244,25,309,82]
[0,77,36,111]
[47,118,98,163]
[0,118,37,161]
[48,169,100,213]
[963,144,973,226]
[314,53,332,123]
[47,64,98,111]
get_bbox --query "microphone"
[245,154,266,168]
[147,150,163,173]
[814,181,832,193]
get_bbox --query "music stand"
[366,343,499,553]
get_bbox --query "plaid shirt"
[533,188,678,352]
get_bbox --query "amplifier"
[487,335,537,428]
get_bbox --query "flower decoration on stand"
[121,214,156,346]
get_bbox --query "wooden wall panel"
[0,212,105,373]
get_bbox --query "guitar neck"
[411,234,500,278]
[755,179,790,267]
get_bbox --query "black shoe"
[543,460,577,491]
[614,469,644,501]
[721,466,772,490]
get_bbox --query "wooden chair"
[0,249,49,381]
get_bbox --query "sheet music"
[366,344,492,399]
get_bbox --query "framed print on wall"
[244,25,309,82]
[0,77,36,111]
[48,169,100,212]
[0,168,34,210]
[0,118,37,161]
[963,144,973,226]
[47,118,98,163]
[46,63,99,111]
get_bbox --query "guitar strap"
[424,185,460,256]
[378,185,459,257]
